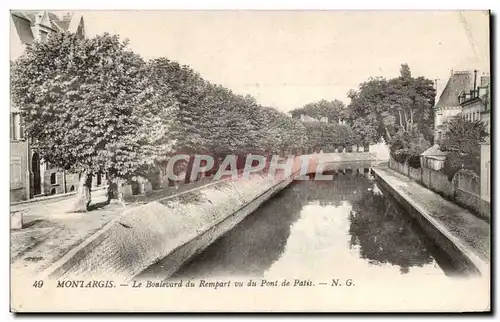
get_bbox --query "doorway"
[31,152,41,196]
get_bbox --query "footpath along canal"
[139,162,459,282]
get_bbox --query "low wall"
[455,189,491,221]
[427,168,455,199]
[43,171,298,281]
[456,170,481,196]
[390,158,490,221]
[409,167,421,183]
[122,152,387,198]
[315,152,386,163]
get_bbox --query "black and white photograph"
[8,8,491,312]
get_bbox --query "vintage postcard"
[9,10,491,312]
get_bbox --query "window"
[50,173,57,185]
[11,113,20,140]
[10,158,22,183]
[40,31,48,43]
[19,116,24,139]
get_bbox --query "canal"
[144,162,459,281]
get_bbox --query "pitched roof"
[11,11,54,28]
[52,19,70,31]
[11,11,81,48]
[421,144,448,157]
[435,71,474,109]
[10,13,34,45]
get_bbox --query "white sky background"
[81,10,490,112]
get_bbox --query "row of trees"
[11,32,307,212]
[13,30,482,211]
[289,99,348,123]
[290,100,375,149]
[302,122,359,152]
[291,64,437,166]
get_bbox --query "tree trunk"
[137,178,145,195]
[73,170,92,212]
[410,109,414,130]
[385,127,392,141]
[184,155,196,184]
[107,177,125,207]
[153,168,163,190]
[211,154,221,178]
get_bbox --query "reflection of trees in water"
[296,170,374,207]
[172,183,305,279]
[348,188,434,274]
[173,170,377,279]
[174,169,441,278]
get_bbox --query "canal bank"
[40,170,300,281]
[372,167,490,277]
[169,166,458,280]
[36,154,377,281]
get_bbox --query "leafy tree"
[347,64,436,144]
[147,57,307,177]
[440,118,487,155]
[290,99,348,123]
[440,118,487,177]
[389,127,430,167]
[11,33,177,211]
[303,122,355,152]
[148,58,210,155]
[351,115,379,147]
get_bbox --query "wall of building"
[480,143,490,201]
[434,108,462,128]
[41,170,105,196]
[462,100,484,122]
[481,113,490,134]
[10,141,28,202]
[434,107,462,142]
[10,11,87,204]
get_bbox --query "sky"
[78,11,489,111]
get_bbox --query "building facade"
[432,68,490,203]
[456,72,490,202]
[10,11,106,202]
[459,72,490,123]
[433,70,474,143]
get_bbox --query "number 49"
[32,280,44,288]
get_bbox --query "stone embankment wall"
[43,167,309,281]
[389,158,490,221]
[41,154,385,281]
[372,168,488,276]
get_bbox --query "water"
[159,164,458,280]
